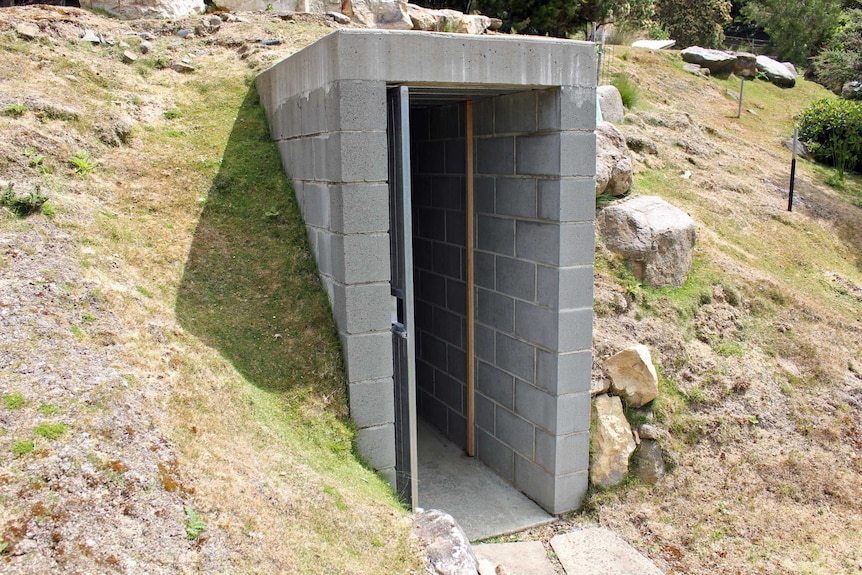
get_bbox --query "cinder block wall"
[472,88,596,513]
[410,103,469,448]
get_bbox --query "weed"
[3,103,26,117]
[183,506,208,540]
[38,404,62,415]
[34,422,66,440]
[0,541,6,553]
[12,440,34,456]
[165,108,183,120]
[612,73,640,108]
[70,325,84,339]
[1,183,48,217]
[265,206,280,218]
[136,286,153,298]
[69,151,96,176]
[4,393,25,409]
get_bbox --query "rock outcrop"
[681,46,736,76]
[733,52,756,78]
[595,121,633,197]
[590,395,636,488]
[604,344,658,408]
[342,0,412,29]
[598,195,697,287]
[406,4,490,33]
[756,55,796,88]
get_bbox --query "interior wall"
[409,102,469,449]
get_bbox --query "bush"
[810,9,862,94]
[741,0,843,66]
[612,73,640,108]
[655,0,730,48]
[797,98,862,178]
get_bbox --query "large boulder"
[604,344,658,408]
[595,122,633,197]
[343,0,412,29]
[406,4,490,33]
[598,195,697,287]
[681,46,736,76]
[413,509,479,575]
[733,52,757,78]
[590,395,636,488]
[79,0,204,18]
[756,55,796,88]
[597,85,624,124]
[843,80,862,100]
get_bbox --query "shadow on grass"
[175,85,349,423]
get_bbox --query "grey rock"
[169,61,195,73]
[681,46,735,75]
[626,135,658,155]
[139,40,152,54]
[16,23,39,40]
[595,121,633,197]
[413,509,479,575]
[636,440,665,485]
[604,344,658,408]
[756,55,796,88]
[637,423,666,440]
[782,62,798,77]
[598,195,697,287]
[81,29,101,43]
[121,50,138,64]
[682,62,709,77]
[79,0,204,19]
[139,32,156,41]
[119,40,130,48]
[207,15,223,28]
[177,29,192,38]
[842,80,862,100]
[597,85,624,124]
[591,394,636,488]
[327,11,352,24]
[344,0,413,29]
[734,52,756,78]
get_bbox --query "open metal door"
[388,86,419,508]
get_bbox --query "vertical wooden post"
[465,100,475,457]
[737,77,744,119]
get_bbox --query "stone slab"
[551,528,664,575]
[473,541,557,575]
[631,40,675,50]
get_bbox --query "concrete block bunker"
[256,29,596,515]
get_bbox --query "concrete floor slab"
[550,528,664,575]
[473,541,557,575]
[417,421,554,541]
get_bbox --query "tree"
[471,0,655,37]
[741,0,843,65]
[576,0,656,39]
[810,9,862,93]
[655,0,731,48]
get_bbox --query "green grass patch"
[3,393,25,410]
[12,440,34,456]
[34,422,66,440]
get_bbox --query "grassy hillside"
[0,6,420,573]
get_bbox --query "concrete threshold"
[416,420,554,541]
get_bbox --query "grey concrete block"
[538,86,597,132]
[558,308,593,352]
[419,389,448,432]
[379,466,397,490]
[447,411,468,448]
[496,177,537,219]
[410,106,430,141]
[537,265,594,310]
[514,301,558,349]
[301,181,331,229]
[515,220,560,265]
[316,228,334,277]
[446,278,467,316]
[417,207,446,242]
[433,241,463,280]
[495,90,538,134]
[536,349,592,395]
[475,323,495,363]
[355,423,396,470]
[515,455,588,514]
[433,307,463,348]
[559,222,595,266]
[331,233,391,284]
[415,140,446,175]
[349,378,395,428]
[418,270,446,307]
[319,130,389,183]
[436,371,464,413]
[477,360,515,410]
[299,86,326,136]
[474,176,495,214]
[445,210,466,245]
[341,331,394,383]
[474,250,495,290]
[330,183,390,234]
[477,428,514,482]
[412,173,432,208]
[431,175,465,211]
[273,96,303,140]
[537,178,595,223]
[416,358,435,393]
[333,281,392,334]
[413,239,433,274]
[419,331,447,370]
[477,288,514,333]
[557,392,591,434]
[475,391,496,433]
[430,103,462,140]
[496,332,535,382]
[496,407,535,458]
[496,256,536,301]
[474,96,495,137]
[478,215,515,256]
[516,133,560,176]
[559,131,597,178]
[535,429,589,475]
[514,378,557,431]
[444,138,466,175]
[477,136,515,175]
[447,344,467,382]
[328,80,387,132]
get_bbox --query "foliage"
[655,0,730,48]
[741,0,843,65]
[1,184,48,217]
[164,108,183,120]
[810,9,862,94]
[183,506,208,540]
[69,150,96,176]
[34,422,67,440]
[4,393,25,409]
[797,98,862,179]
[612,73,640,107]
[12,440,34,456]
[3,103,26,117]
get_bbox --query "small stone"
[326,11,351,24]
[637,423,664,440]
[81,29,101,43]
[169,61,195,73]
[140,40,152,54]
[636,439,666,485]
[119,40,130,48]
[140,32,155,41]
[122,50,138,64]
[177,29,192,38]
[591,377,611,396]
[16,23,40,40]
[207,15,222,28]
[413,510,479,575]
[591,394,636,488]
[604,344,659,408]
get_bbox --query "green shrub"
[810,9,862,94]
[655,0,730,48]
[1,184,48,217]
[797,98,862,179]
[34,422,66,440]
[3,104,26,117]
[612,73,639,108]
